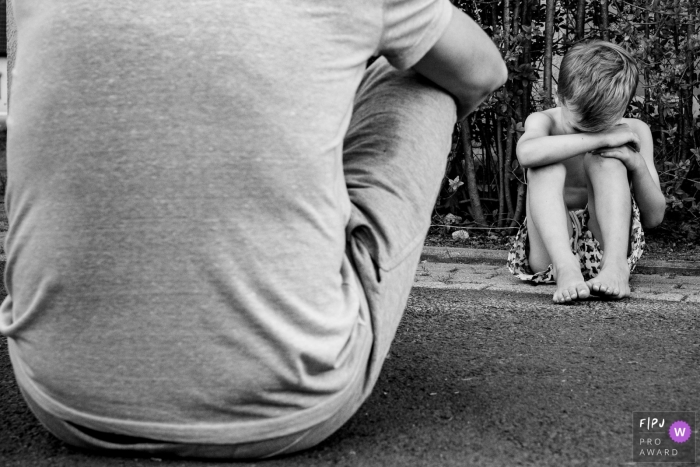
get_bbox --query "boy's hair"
[557,40,638,132]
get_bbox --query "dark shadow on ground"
[2,289,699,466]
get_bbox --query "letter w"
[674,427,686,437]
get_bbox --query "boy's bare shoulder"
[621,117,651,134]
[526,108,560,122]
[524,108,559,132]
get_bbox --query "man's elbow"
[455,61,508,119]
[471,61,508,98]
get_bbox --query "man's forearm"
[412,7,507,121]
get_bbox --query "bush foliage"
[436,0,699,242]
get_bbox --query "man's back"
[2,0,453,444]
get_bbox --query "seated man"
[1,0,506,458]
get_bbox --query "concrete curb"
[414,254,700,303]
[412,281,700,303]
[421,246,700,276]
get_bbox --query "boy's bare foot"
[552,261,590,304]
[586,263,630,299]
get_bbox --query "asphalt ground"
[2,248,700,466]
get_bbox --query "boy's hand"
[600,123,641,152]
[591,143,644,173]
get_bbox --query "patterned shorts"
[507,199,645,283]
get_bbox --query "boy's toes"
[553,291,570,303]
[586,281,606,295]
[588,266,630,299]
[554,284,589,303]
[562,289,573,302]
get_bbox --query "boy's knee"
[527,162,566,183]
[584,152,626,173]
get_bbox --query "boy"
[507,40,666,303]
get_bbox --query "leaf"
[444,213,462,225]
[448,176,464,193]
[452,230,470,241]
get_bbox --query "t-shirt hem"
[8,312,373,445]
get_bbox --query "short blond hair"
[557,40,638,132]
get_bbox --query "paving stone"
[633,292,686,302]
[414,251,700,303]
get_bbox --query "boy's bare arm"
[412,6,507,121]
[516,113,641,168]
[593,120,666,228]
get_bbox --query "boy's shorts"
[507,199,645,283]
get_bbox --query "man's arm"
[412,7,507,120]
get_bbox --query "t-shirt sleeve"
[378,0,454,70]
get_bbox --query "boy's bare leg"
[526,163,590,303]
[583,153,632,298]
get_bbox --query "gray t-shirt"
[1,0,452,443]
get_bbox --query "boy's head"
[557,40,638,132]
